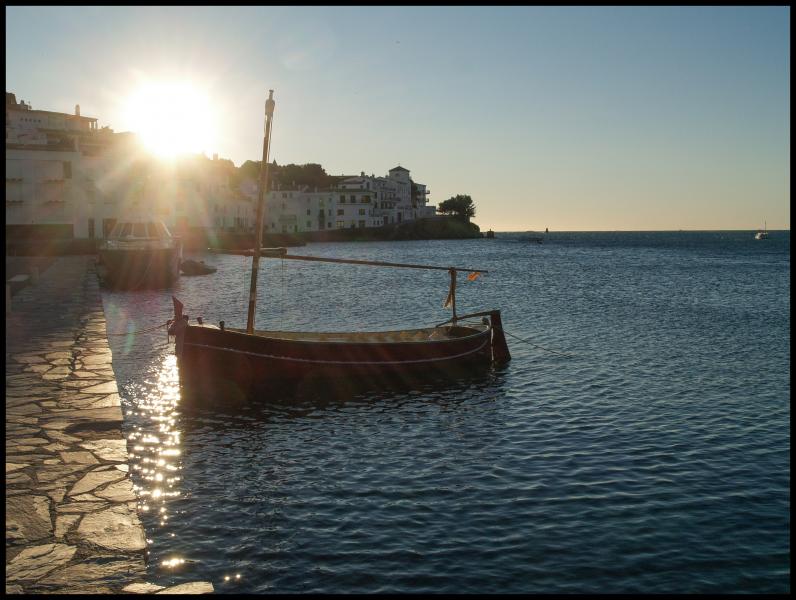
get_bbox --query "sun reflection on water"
[124,353,187,579]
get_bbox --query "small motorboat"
[180,259,217,276]
[98,218,182,289]
[755,221,769,240]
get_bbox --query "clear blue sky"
[6,6,790,231]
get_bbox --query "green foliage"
[233,161,340,191]
[437,195,476,220]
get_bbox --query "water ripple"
[102,232,790,593]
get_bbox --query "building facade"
[6,92,253,241]
[255,166,435,234]
[6,92,434,241]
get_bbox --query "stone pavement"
[6,256,212,594]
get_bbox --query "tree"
[437,195,476,221]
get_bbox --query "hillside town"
[5,92,436,244]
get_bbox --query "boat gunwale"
[187,322,491,347]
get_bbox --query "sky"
[6,6,790,231]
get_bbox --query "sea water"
[102,231,790,593]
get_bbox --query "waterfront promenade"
[6,256,212,594]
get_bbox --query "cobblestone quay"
[6,256,212,594]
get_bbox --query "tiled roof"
[389,165,409,172]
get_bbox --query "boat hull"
[176,323,494,401]
[98,247,181,289]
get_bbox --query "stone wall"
[6,256,212,594]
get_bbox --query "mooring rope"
[503,329,575,358]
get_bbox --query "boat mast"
[246,90,276,334]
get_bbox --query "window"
[337,209,344,216]
[306,221,312,228]
[358,208,366,216]
[63,161,72,179]
[306,209,311,215]
[359,220,366,228]
[340,194,345,202]
[350,195,355,203]
[328,209,332,216]
[282,192,287,198]
[336,220,345,228]
[327,222,332,228]
[363,195,370,203]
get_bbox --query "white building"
[7,92,433,241]
[241,164,433,234]
[6,92,253,240]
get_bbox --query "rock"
[7,437,49,446]
[6,543,77,582]
[6,463,29,473]
[78,381,120,394]
[38,555,146,588]
[37,465,89,482]
[46,488,66,503]
[14,355,47,364]
[6,495,53,542]
[94,479,137,502]
[123,582,166,593]
[75,505,146,552]
[156,582,215,594]
[54,514,81,539]
[56,501,109,513]
[6,472,34,486]
[68,468,126,496]
[78,439,128,462]
[59,451,100,465]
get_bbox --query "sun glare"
[125,82,216,159]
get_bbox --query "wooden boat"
[169,91,509,400]
[755,221,769,240]
[180,259,217,276]
[98,218,181,289]
[170,297,508,400]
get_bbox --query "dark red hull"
[177,323,496,402]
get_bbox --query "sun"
[125,81,216,158]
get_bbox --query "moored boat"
[755,221,769,240]
[170,299,508,400]
[98,218,181,289]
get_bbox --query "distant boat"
[545,227,548,233]
[485,229,495,238]
[755,221,769,240]
[98,218,182,289]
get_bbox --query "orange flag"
[467,271,482,281]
